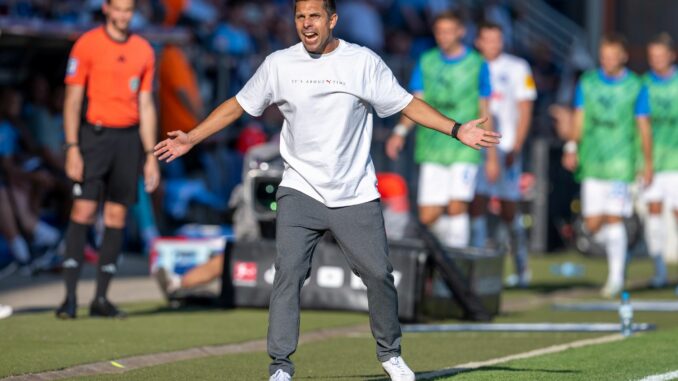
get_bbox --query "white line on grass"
[416,334,623,380]
[637,370,678,381]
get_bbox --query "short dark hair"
[648,32,675,51]
[601,33,628,52]
[478,22,503,34]
[294,0,336,15]
[432,11,464,27]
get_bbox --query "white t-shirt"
[488,53,537,151]
[236,39,413,207]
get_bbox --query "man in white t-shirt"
[471,22,536,287]
[154,1,500,380]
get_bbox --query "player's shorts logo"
[67,58,78,77]
[129,77,140,92]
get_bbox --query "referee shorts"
[74,123,142,206]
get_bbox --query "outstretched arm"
[385,92,422,160]
[400,97,500,149]
[154,97,245,162]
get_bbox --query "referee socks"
[63,222,90,299]
[95,227,124,300]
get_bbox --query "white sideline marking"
[416,334,623,380]
[637,370,678,381]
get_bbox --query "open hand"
[457,117,501,150]
[154,131,194,163]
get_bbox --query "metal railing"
[509,0,589,63]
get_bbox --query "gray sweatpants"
[268,187,401,376]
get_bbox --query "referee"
[56,0,159,319]
[155,0,499,380]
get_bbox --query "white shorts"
[643,171,678,210]
[581,179,633,217]
[418,163,478,206]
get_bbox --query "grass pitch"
[2,252,677,380]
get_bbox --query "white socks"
[447,214,470,248]
[646,215,665,256]
[592,225,607,246]
[646,214,667,283]
[605,222,627,288]
[431,214,470,248]
[431,215,450,243]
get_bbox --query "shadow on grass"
[293,366,579,380]
[286,372,421,380]
[12,293,234,317]
[126,303,230,317]
[14,306,55,314]
[10,306,226,321]
[424,366,580,379]
[509,281,599,294]
[625,284,678,296]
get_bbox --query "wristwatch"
[450,122,462,140]
[62,142,78,151]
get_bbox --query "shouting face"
[294,0,338,54]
